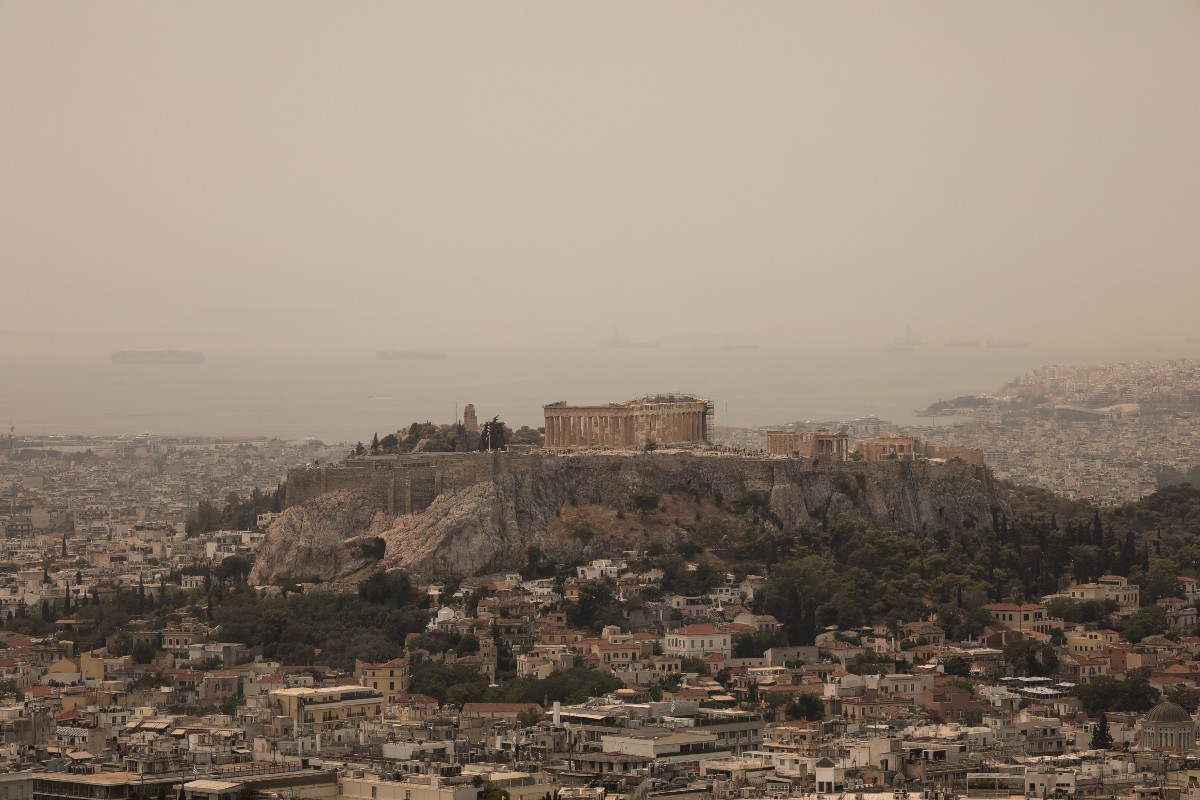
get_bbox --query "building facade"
[268,685,384,732]
[543,395,712,448]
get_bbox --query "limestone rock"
[372,457,1003,582]
[256,456,1006,585]
[249,491,392,584]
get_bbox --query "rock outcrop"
[249,491,393,584]
[252,454,1006,585]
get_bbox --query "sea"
[0,341,1192,443]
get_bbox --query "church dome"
[1145,701,1192,724]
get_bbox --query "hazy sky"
[3,2,1199,356]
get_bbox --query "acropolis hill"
[260,449,1005,584]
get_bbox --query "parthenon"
[543,394,713,448]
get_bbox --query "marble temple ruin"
[543,394,713,448]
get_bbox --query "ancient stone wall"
[287,450,996,531]
[286,452,502,513]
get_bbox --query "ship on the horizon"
[893,325,924,347]
[112,350,204,364]
[600,328,656,349]
[986,340,1030,349]
[376,350,447,361]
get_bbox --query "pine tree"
[41,600,50,623]
[1090,712,1113,749]
[64,587,71,614]
[370,433,380,454]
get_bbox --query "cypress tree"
[785,586,803,646]
[1090,712,1113,749]
[800,601,817,647]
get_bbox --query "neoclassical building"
[1138,701,1195,751]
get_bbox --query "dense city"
[1,370,1200,800]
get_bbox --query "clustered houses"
[10,436,1200,800]
[3,524,1200,800]
[0,434,342,624]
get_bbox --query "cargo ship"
[112,350,204,364]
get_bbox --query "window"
[371,787,377,799]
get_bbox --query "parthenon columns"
[542,399,710,449]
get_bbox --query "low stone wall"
[287,451,997,530]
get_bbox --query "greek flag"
[669,699,676,714]
[193,766,200,776]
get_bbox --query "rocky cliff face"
[248,491,393,584]
[253,455,1005,585]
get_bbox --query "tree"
[131,641,156,664]
[1076,670,1160,714]
[784,586,803,646]
[380,433,399,451]
[358,571,414,607]
[479,417,510,450]
[631,490,660,518]
[1090,712,1113,749]
[942,656,971,677]
[370,433,380,454]
[786,693,824,721]
[213,556,252,586]
[1121,605,1168,644]
[800,602,817,647]
[567,582,621,632]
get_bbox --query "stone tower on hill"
[463,403,478,433]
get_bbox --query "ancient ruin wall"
[285,452,502,513]
[286,450,997,531]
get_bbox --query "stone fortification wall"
[287,450,995,531]
[286,452,502,513]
